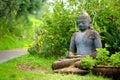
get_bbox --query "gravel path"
[0,48,27,63]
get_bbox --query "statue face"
[78,18,90,31]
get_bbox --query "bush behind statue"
[28,0,120,57]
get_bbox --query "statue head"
[78,11,92,31]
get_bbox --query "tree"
[0,0,46,37]
[0,0,45,20]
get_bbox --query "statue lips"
[80,26,88,31]
[80,26,85,30]
[78,23,85,30]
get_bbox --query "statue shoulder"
[72,31,79,36]
[90,30,99,35]
[89,29,100,38]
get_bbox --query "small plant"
[96,48,110,65]
[110,52,120,67]
[81,55,96,69]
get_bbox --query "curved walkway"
[0,48,27,63]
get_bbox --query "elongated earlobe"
[89,21,92,27]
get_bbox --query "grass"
[0,54,112,80]
[0,35,32,50]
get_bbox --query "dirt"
[17,64,48,74]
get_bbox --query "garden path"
[0,48,27,63]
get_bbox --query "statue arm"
[69,34,76,57]
[94,31,102,48]
[90,30,102,58]
[69,51,75,57]
[69,51,83,58]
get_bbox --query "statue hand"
[76,55,82,57]
[69,54,75,57]
[69,55,82,58]
[69,51,75,57]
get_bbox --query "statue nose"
[79,23,83,26]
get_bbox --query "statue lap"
[52,56,89,74]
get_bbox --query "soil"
[17,64,48,74]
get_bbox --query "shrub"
[81,48,120,69]
[28,0,120,57]
[110,52,120,67]
[81,55,96,69]
[96,48,110,65]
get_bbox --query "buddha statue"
[52,11,102,74]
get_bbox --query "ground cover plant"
[0,54,112,80]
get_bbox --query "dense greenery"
[81,55,96,69]
[96,48,110,65]
[0,0,45,19]
[96,48,120,67]
[28,0,120,57]
[0,0,45,50]
[0,34,31,50]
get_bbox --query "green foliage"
[81,48,120,69]
[81,55,96,69]
[96,48,120,67]
[94,4,120,54]
[0,0,46,49]
[0,17,34,50]
[29,0,120,57]
[0,0,45,19]
[28,43,41,55]
[0,0,45,33]
[0,0,45,38]
[0,35,31,50]
[110,52,120,67]
[96,48,110,65]
[28,1,79,57]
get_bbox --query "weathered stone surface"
[92,65,120,79]
[52,58,80,70]
[53,67,88,74]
